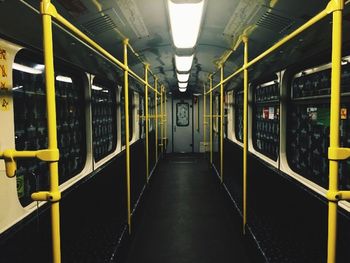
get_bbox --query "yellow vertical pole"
[145,64,150,182]
[160,85,164,154]
[327,1,343,262]
[123,39,131,234]
[203,84,206,153]
[209,76,213,164]
[155,78,158,161]
[41,1,61,262]
[220,65,224,183]
[242,36,249,235]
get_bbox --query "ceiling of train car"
[2,0,350,94]
[48,0,331,93]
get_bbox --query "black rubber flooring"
[124,154,257,263]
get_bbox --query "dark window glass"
[287,62,350,189]
[176,102,189,126]
[91,78,117,161]
[235,91,243,142]
[139,95,145,138]
[121,89,133,146]
[13,51,86,206]
[252,81,280,160]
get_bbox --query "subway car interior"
[1,0,350,262]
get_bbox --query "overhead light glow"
[177,72,190,82]
[12,85,23,91]
[178,82,188,88]
[34,64,45,71]
[175,55,194,72]
[13,63,43,74]
[179,87,187,92]
[168,0,204,48]
[92,85,103,91]
[56,75,73,83]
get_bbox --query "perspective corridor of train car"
[0,0,350,262]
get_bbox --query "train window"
[176,102,189,126]
[235,90,243,142]
[13,51,86,207]
[121,88,133,146]
[226,91,234,140]
[91,78,117,161]
[148,97,155,132]
[213,94,219,133]
[287,60,350,189]
[139,95,145,138]
[224,93,228,138]
[252,80,280,160]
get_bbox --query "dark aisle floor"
[124,154,258,263]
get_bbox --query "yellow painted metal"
[42,3,160,94]
[246,6,330,70]
[205,67,244,95]
[41,1,61,261]
[209,76,213,164]
[0,149,59,178]
[145,64,150,181]
[123,39,132,234]
[160,86,164,153]
[206,0,333,96]
[155,78,158,161]
[328,147,350,160]
[220,65,224,183]
[32,190,61,202]
[242,36,248,235]
[327,0,344,262]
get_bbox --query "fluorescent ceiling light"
[179,87,187,92]
[13,63,43,74]
[168,0,204,48]
[56,75,73,83]
[177,72,190,82]
[175,55,194,72]
[178,82,188,88]
[92,85,103,91]
[102,89,109,93]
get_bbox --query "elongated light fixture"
[92,85,103,91]
[56,75,73,83]
[178,82,188,88]
[168,0,204,48]
[179,87,187,92]
[13,63,43,74]
[175,55,194,72]
[177,72,190,82]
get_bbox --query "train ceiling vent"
[256,10,294,34]
[81,9,123,36]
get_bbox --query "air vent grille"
[256,11,294,34]
[82,14,117,36]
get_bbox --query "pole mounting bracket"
[328,147,350,160]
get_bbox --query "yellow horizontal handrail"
[206,0,334,95]
[42,3,160,95]
[205,67,244,94]
[246,4,331,69]
[0,149,59,177]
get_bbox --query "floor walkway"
[124,154,257,263]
